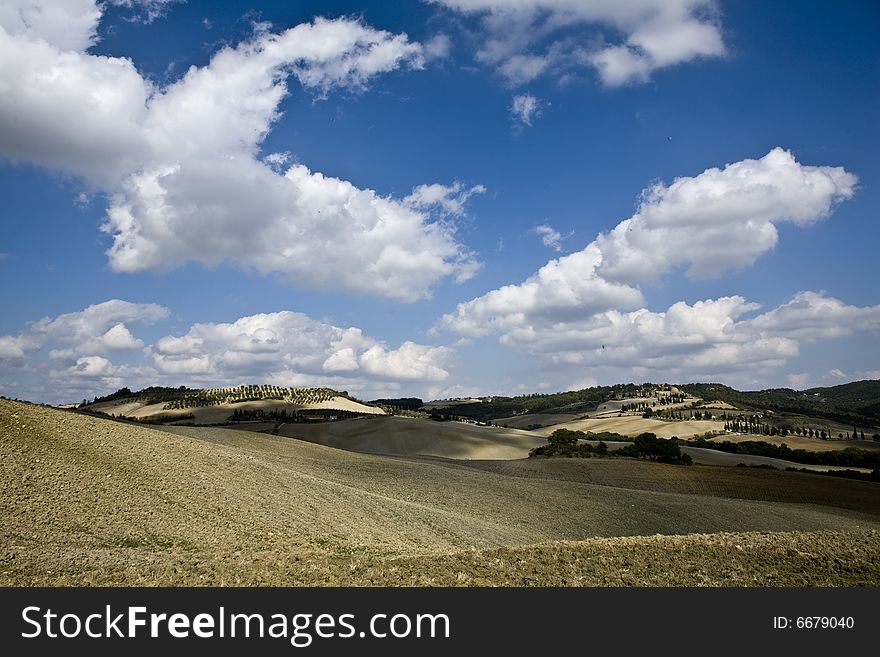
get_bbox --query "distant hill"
[80,384,384,424]
[425,383,679,422]
[678,381,880,427]
[421,380,880,429]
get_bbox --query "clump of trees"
[529,429,691,465]
[615,433,692,465]
[529,428,608,457]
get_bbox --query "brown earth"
[2,399,878,586]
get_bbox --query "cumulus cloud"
[435,149,870,383]
[0,300,168,362]
[65,355,116,378]
[439,243,645,338]
[1,302,456,403]
[0,3,477,301]
[510,93,542,126]
[747,291,880,340]
[152,311,453,383]
[595,148,857,283]
[440,149,857,338]
[431,0,726,86]
[490,292,879,382]
[0,0,102,51]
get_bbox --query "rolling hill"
[82,384,384,424]
[2,398,879,586]
[679,381,880,427]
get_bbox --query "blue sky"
[1,0,878,404]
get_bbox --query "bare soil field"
[533,416,725,438]
[2,399,878,586]
[711,433,880,452]
[270,415,545,459]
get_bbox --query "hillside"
[2,398,879,586]
[82,384,384,424]
[678,381,880,427]
[259,415,545,459]
[531,416,724,440]
[425,384,683,422]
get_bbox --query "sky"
[1,0,878,405]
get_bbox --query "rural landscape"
[1,1,878,594]
[2,379,879,586]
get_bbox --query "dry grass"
[2,399,878,586]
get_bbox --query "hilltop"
[80,384,384,425]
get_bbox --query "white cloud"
[404,181,486,216]
[0,4,476,302]
[424,33,452,59]
[439,243,645,338]
[152,311,453,385]
[510,93,542,126]
[107,1,181,24]
[787,373,810,389]
[103,161,480,301]
[65,355,116,378]
[262,151,291,170]
[431,0,726,86]
[1,302,457,403]
[532,223,567,251]
[748,291,880,340]
[596,148,857,283]
[0,300,168,363]
[480,292,879,383]
[499,54,550,85]
[0,0,102,51]
[440,149,857,338]
[359,342,452,381]
[0,335,37,360]
[829,368,846,379]
[0,27,154,185]
[435,148,870,383]
[48,323,145,359]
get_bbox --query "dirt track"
[2,399,878,586]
